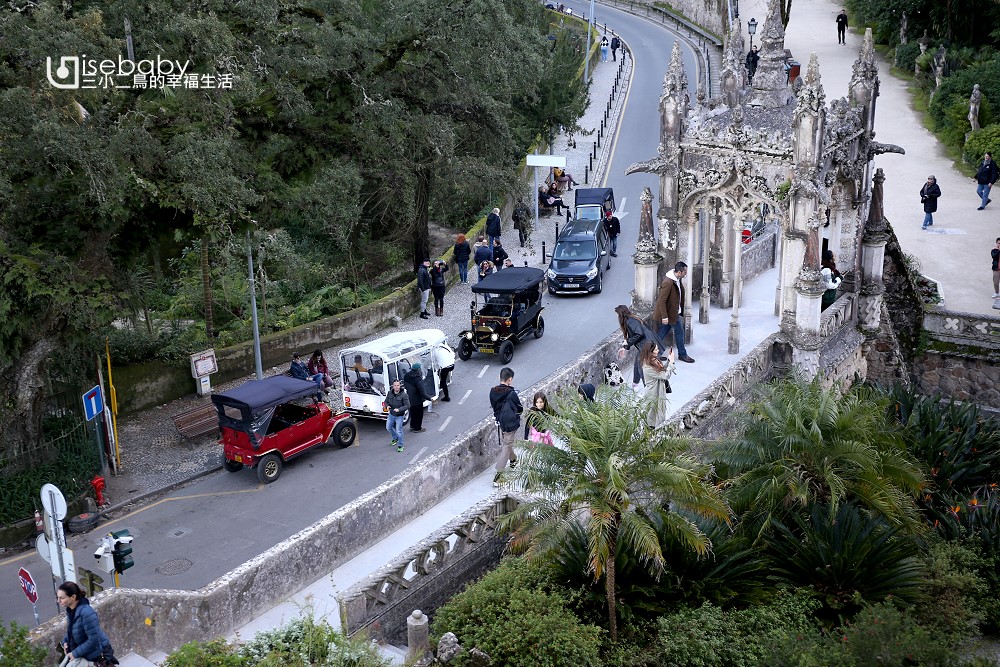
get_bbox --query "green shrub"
[929,56,1000,141]
[0,621,46,667]
[917,538,993,640]
[639,591,820,667]
[431,557,603,667]
[238,615,388,667]
[963,124,1000,166]
[163,639,247,667]
[894,41,921,72]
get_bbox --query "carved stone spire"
[661,42,688,111]
[747,0,794,109]
[718,21,745,107]
[862,167,889,243]
[657,42,686,154]
[794,53,825,119]
[849,28,878,107]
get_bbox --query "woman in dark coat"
[615,304,669,386]
[920,175,941,229]
[453,234,472,284]
[403,362,432,433]
[430,259,449,316]
[59,581,116,665]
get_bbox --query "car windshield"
[554,240,597,261]
[575,206,602,221]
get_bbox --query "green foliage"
[238,615,389,667]
[928,56,1000,145]
[0,621,46,667]
[766,503,926,615]
[637,591,820,667]
[916,538,995,639]
[431,556,603,667]
[894,41,922,72]
[163,639,247,667]
[963,124,1000,166]
[715,377,925,543]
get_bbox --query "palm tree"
[498,391,731,642]
[715,377,926,542]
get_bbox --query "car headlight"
[586,266,598,279]
[465,332,473,340]
[546,268,556,279]
[491,333,499,341]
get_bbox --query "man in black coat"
[603,210,621,257]
[416,259,431,319]
[486,207,502,248]
[492,239,509,270]
[976,152,999,210]
[489,366,523,486]
[745,46,760,85]
[920,175,941,229]
[403,362,432,433]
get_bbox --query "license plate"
[235,455,243,463]
[478,346,495,353]
[563,283,579,289]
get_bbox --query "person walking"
[603,210,621,256]
[512,200,531,247]
[385,379,409,452]
[490,366,523,486]
[58,581,117,667]
[416,258,431,319]
[920,175,941,229]
[403,362,431,433]
[836,9,848,44]
[745,45,760,85]
[486,207,502,248]
[430,259,448,316]
[474,236,492,281]
[600,36,609,62]
[433,340,455,402]
[975,152,999,210]
[492,238,509,270]
[610,34,621,61]
[992,238,1000,299]
[453,233,472,284]
[653,262,695,363]
[641,341,675,429]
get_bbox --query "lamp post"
[748,17,758,50]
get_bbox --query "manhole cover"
[156,559,193,575]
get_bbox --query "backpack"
[497,392,521,432]
[611,36,620,49]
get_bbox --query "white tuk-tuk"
[339,328,451,421]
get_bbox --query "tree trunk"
[201,234,214,340]
[412,164,432,271]
[0,337,58,475]
[606,552,618,643]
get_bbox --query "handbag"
[528,425,554,446]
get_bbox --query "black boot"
[420,311,429,319]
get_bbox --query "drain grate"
[155,558,193,575]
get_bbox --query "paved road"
[0,4,702,628]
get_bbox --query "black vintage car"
[457,267,545,364]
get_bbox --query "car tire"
[67,512,100,534]
[594,273,603,294]
[458,338,473,361]
[332,420,357,448]
[257,453,283,483]
[534,316,545,339]
[499,340,514,364]
[223,457,243,472]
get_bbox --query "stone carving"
[917,30,930,56]
[794,54,826,118]
[747,0,795,109]
[933,46,947,90]
[635,187,660,262]
[970,84,982,132]
[899,12,908,45]
[819,293,856,338]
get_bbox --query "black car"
[458,267,545,364]
[545,218,611,295]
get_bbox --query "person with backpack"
[59,581,118,666]
[610,34,621,61]
[489,366,523,486]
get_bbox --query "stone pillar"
[859,169,890,338]
[774,230,784,316]
[633,187,662,315]
[728,224,744,354]
[682,214,695,344]
[699,207,713,324]
[719,207,734,308]
[407,610,430,662]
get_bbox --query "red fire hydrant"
[91,474,106,507]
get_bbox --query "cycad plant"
[497,391,731,642]
[715,377,926,542]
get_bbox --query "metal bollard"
[589,153,593,172]
[584,165,589,183]
[555,219,560,239]
[541,241,546,262]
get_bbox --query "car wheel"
[223,456,243,472]
[594,273,603,294]
[458,338,473,361]
[332,420,357,448]
[499,340,514,364]
[534,316,545,339]
[257,453,283,483]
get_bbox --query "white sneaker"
[994,293,1000,298]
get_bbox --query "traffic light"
[109,530,134,574]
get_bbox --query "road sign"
[83,385,104,421]
[40,484,67,521]
[18,568,38,604]
[35,534,52,565]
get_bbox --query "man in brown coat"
[653,261,695,363]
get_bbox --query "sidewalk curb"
[101,464,223,518]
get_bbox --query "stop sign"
[18,568,38,604]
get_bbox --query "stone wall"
[603,0,727,40]
[741,223,778,283]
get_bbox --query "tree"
[498,391,731,642]
[714,377,926,543]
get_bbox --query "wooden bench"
[172,404,219,439]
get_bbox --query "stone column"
[858,169,890,337]
[407,610,430,662]
[719,206,734,308]
[728,222,744,354]
[699,206,713,324]
[632,187,662,315]
[682,213,695,344]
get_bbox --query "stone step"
[117,651,167,666]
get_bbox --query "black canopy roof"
[574,187,614,206]
[211,375,318,414]
[471,267,545,294]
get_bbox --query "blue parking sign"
[82,385,104,421]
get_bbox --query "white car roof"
[340,328,447,361]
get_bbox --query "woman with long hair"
[615,304,669,386]
[453,234,472,284]
[641,340,675,429]
[524,391,554,445]
[308,349,335,390]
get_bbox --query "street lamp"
[748,17,758,50]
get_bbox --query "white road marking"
[408,447,427,464]
[438,416,452,432]
[477,365,490,378]
[459,389,473,405]
[617,196,629,218]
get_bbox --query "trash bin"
[786,59,801,84]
